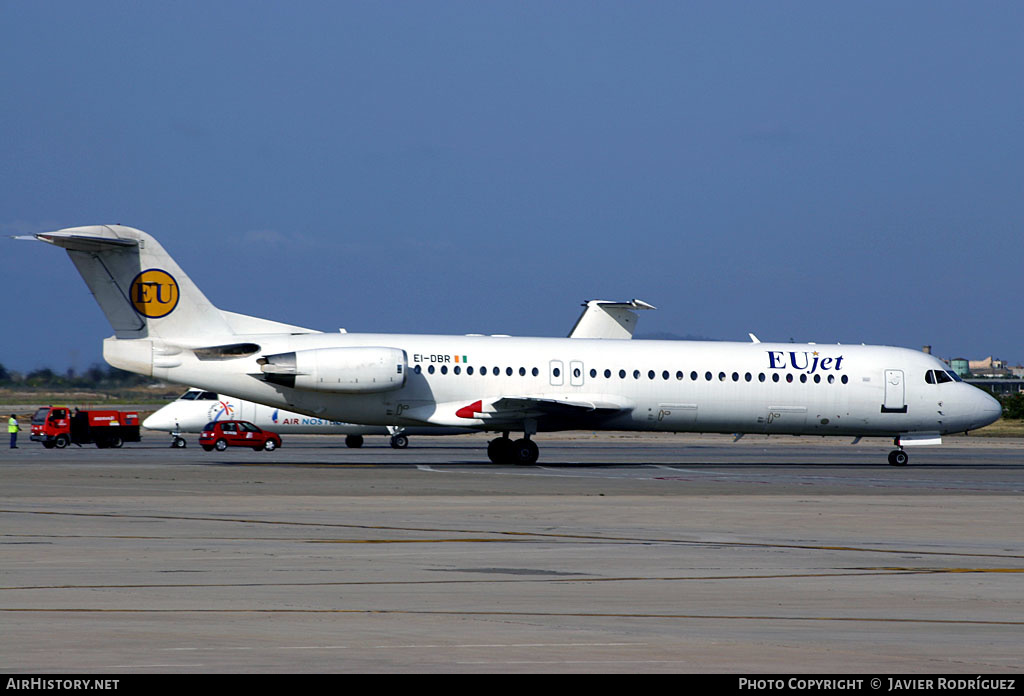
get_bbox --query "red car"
[199,420,282,452]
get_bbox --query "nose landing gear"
[888,447,909,466]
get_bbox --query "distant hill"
[635,332,719,341]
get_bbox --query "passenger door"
[569,360,585,387]
[549,360,564,387]
[882,369,907,413]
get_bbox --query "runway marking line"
[3,508,1024,560]
[3,567,1022,592]
[2,607,1021,626]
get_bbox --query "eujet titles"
[26,226,1001,465]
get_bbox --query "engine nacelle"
[258,347,407,393]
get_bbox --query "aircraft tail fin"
[568,299,656,339]
[33,225,315,342]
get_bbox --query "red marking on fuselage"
[455,400,482,419]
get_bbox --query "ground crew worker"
[8,414,20,449]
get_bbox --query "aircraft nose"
[142,412,171,430]
[981,390,1002,421]
[967,387,1002,430]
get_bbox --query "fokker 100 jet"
[25,225,1002,465]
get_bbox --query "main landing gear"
[487,432,539,465]
[344,432,410,448]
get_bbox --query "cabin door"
[882,369,907,413]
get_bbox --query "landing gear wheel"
[888,449,909,466]
[345,434,364,449]
[172,437,187,448]
[487,436,515,464]
[390,434,409,449]
[512,438,539,465]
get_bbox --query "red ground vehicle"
[31,406,141,449]
[199,420,282,452]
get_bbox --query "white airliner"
[143,389,468,449]
[26,225,1002,466]
[144,301,652,448]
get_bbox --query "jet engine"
[257,347,407,393]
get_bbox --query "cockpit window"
[180,390,218,400]
[926,370,957,384]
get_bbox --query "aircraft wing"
[402,394,634,427]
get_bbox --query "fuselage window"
[676,371,683,380]
[772,373,780,383]
[841,375,849,384]
[428,365,435,374]
[492,367,500,376]
[574,368,582,379]
[691,371,698,381]
[520,367,527,376]
[453,366,461,375]
[648,370,655,380]
[800,374,807,383]
[786,374,793,383]
[828,374,835,384]
[758,373,766,382]
[662,370,670,380]
[414,365,422,374]
[813,374,821,383]
[705,371,713,381]
[532,367,539,377]
[440,365,448,375]
[506,367,513,376]
[467,366,474,375]
[718,372,726,381]
[590,368,597,378]
[633,370,641,379]
[745,372,752,382]
[732,372,739,382]
[619,369,626,379]
[604,369,612,378]
[552,367,560,378]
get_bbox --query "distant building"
[969,356,1005,370]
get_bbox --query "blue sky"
[2,1,1022,373]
